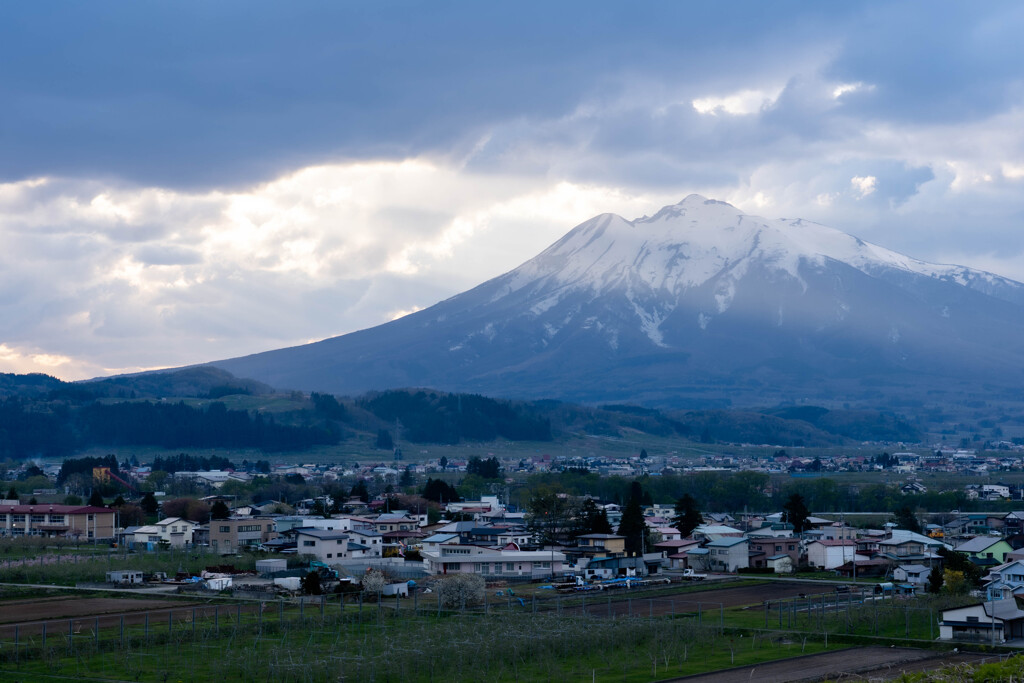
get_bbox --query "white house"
[345,529,384,558]
[940,601,1024,642]
[705,537,749,573]
[893,564,932,586]
[130,517,198,547]
[806,539,859,570]
[295,529,350,564]
[421,544,566,578]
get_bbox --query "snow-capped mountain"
[209,195,1024,407]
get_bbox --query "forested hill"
[0,370,922,460]
[0,398,341,459]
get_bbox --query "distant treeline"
[0,397,340,459]
[151,453,236,474]
[359,390,552,444]
[514,469,983,515]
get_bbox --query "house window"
[967,616,979,623]
[506,562,514,571]
[327,553,332,559]
[775,545,782,552]
[50,515,64,524]
[788,545,795,551]
[303,540,315,547]
[219,526,230,533]
[12,514,24,523]
[31,515,45,523]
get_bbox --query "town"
[3,447,1024,680]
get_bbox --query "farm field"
[669,646,997,682]
[0,578,988,682]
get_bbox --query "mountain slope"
[208,196,1024,408]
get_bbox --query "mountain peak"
[209,197,1024,409]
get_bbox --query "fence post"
[239,602,244,630]
[14,625,18,663]
[215,605,219,634]
[120,616,125,648]
[193,608,197,638]
[145,613,149,644]
[68,619,73,655]
[97,617,101,648]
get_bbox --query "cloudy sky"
[3,1,1024,380]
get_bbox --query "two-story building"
[706,536,749,573]
[210,516,278,554]
[0,504,114,540]
[295,529,349,564]
[129,517,198,547]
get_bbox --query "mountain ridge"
[206,196,1024,408]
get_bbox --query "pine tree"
[88,490,104,507]
[782,493,810,534]
[210,500,231,520]
[617,482,649,556]
[672,494,703,537]
[140,491,158,516]
[5,487,17,501]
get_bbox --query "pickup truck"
[681,568,707,580]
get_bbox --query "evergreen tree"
[617,482,649,556]
[112,495,126,507]
[672,494,703,537]
[350,480,370,503]
[140,491,158,516]
[88,490,104,507]
[375,429,394,450]
[210,500,231,520]
[579,498,613,536]
[894,505,921,533]
[5,487,17,500]
[28,496,37,505]
[399,466,414,487]
[782,493,810,534]
[927,566,944,594]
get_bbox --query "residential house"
[209,517,278,554]
[940,601,1024,642]
[893,564,932,587]
[130,517,198,547]
[706,537,749,573]
[806,539,858,570]
[748,537,799,570]
[956,536,1013,567]
[295,529,349,564]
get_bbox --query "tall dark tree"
[140,491,158,516]
[894,506,921,533]
[927,566,943,594]
[617,482,649,556]
[782,493,810,534]
[350,480,370,503]
[672,494,703,538]
[399,466,414,487]
[578,498,613,537]
[5,487,17,500]
[210,500,231,520]
[88,490,104,507]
